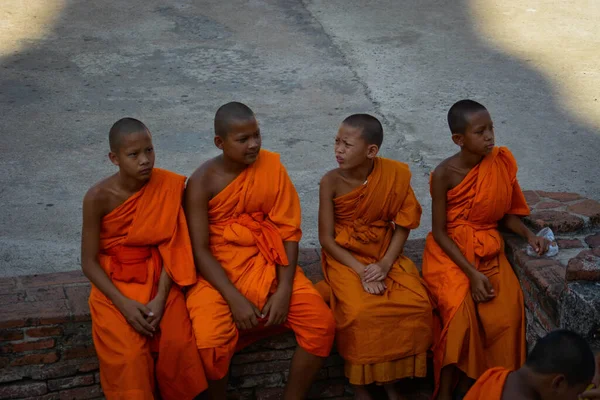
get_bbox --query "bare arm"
[81,190,154,335]
[502,214,549,255]
[263,240,297,327]
[380,225,410,269]
[318,175,365,278]
[184,172,261,330]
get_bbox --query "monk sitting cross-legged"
[465,329,596,400]
[184,102,336,400]
[317,114,434,400]
[422,100,550,400]
[80,118,208,400]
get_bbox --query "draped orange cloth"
[89,169,207,400]
[186,150,335,380]
[320,158,434,385]
[422,147,528,396]
[464,367,510,400]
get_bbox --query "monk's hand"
[145,294,166,330]
[469,271,495,303]
[580,385,600,399]
[230,294,262,330]
[362,281,386,296]
[527,232,550,256]
[262,286,291,327]
[117,297,156,337]
[363,262,390,283]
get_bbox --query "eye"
[128,152,137,157]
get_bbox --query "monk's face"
[334,124,377,170]
[217,118,261,165]
[109,130,155,181]
[454,109,495,156]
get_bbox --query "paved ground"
[1,0,599,277]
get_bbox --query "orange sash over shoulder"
[464,367,511,400]
[422,147,529,395]
[321,158,434,385]
[90,169,206,400]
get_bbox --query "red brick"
[535,201,562,210]
[568,199,600,220]
[21,394,60,400]
[0,381,47,399]
[256,388,284,400]
[26,286,66,302]
[58,384,102,400]
[0,291,26,305]
[10,352,59,366]
[94,372,100,383]
[585,233,600,249]
[537,191,583,202]
[526,211,584,233]
[226,389,255,400]
[307,380,346,398]
[0,338,55,353]
[0,278,18,293]
[33,362,80,380]
[256,333,296,350]
[0,329,24,342]
[566,250,600,281]
[78,360,99,373]
[523,190,540,206]
[0,356,9,368]
[48,374,95,391]
[232,372,283,389]
[19,270,88,289]
[63,345,96,360]
[65,285,91,321]
[232,349,294,365]
[26,326,64,338]
[556,238,584,249]
[0,300,70,329]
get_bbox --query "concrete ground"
[1,0,599,277]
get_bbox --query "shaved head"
[342,114,383,147]
[109,118,150,151]
[214,102,256,138]
[447,99,487,134]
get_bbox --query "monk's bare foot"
[352,384,373,400]
[383,383,407,400]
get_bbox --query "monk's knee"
[300,307,335,357]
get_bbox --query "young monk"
[318,114,434,400]
[184,102,336,400]
[421,99,550,400]
[81,118,207,400]
[464,329,596,400]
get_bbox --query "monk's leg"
[186,282,238,400]
[383,383,408,400]
[283,276,336,400]
[478,256,526,370]
[437,364,456,400]
[351,384,373,400]
[156,286,208,399]
[89,290,155,400]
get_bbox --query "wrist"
[276,282,293,295]
[379,258,394,272]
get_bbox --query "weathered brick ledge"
[1,190,599,399]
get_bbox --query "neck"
[340,158,375,182]
[511,368,543,400]
[458,148,484,169]
[117,171,148,193]
[221,154,251,175]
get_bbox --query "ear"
[214,135,224,150]
[366,144,379,159]
[108,151,119,166]
[550,374,566,391]
[451,133,464,147]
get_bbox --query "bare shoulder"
[83,174,118,216]
[188,156,220,186]
[320,169,341,196]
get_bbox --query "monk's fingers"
[261,301,272,318]
[132,318,154,337]
[136,303,154,318]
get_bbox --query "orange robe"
[186,150,335,380]
[320,158,434,385]
[422,147,528,396]
[89,169,207,400]
[464,367,510,400]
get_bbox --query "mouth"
[246,151,259,158]
[336,156,344,164]
[486,144,495,149]
[139,168,152,175]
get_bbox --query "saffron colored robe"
[186,150,335,380]
[464,367,510,400]
[422,147,528,396]
[89,169,207,400]
[320,158,434,385]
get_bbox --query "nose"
[248,137,260,149]
[139,153,149,165]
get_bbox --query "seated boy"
[81,118,207,399]
[421,100,550,399]
[318,114,434,400]
[184,102,336,400]
[465,329,595,400]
